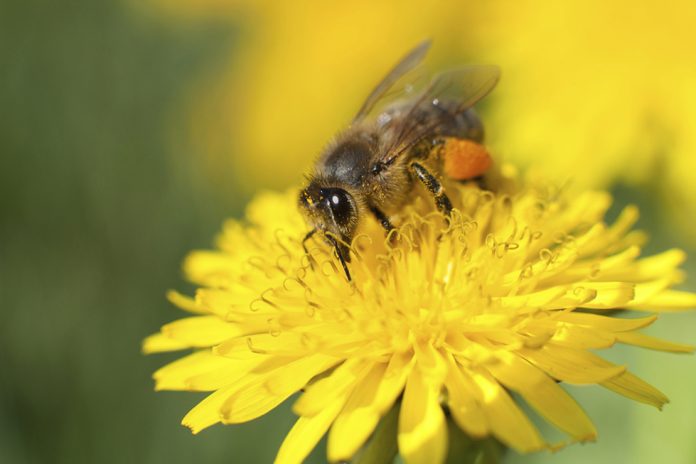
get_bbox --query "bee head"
[299,183,359,247]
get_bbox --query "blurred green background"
[1,1,694,463]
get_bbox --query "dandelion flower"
[145,173,695,464]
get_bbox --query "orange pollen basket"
[443,139,492,180]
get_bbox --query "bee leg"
[412,138,446,166]
[301,229,319,269]
[469,174,488,190]
[302,229,317,254]
[369,205,395,233]
[304,229,351,281]
[326,235,352,282]
[410,162,453,215]
[431,137,446,149]
[429,137,447,161]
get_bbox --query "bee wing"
[428,65,500,112]
[353,40,431,122]
[379,65,500,163]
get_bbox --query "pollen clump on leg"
[443,138,492,180]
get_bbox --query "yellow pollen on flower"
[144,177,696,464]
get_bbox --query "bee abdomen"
[428,101,485,143]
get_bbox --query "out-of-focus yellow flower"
[478,0,696,239]
[137,0,696,241]
[134,0,488,192]
[145,173,695,464]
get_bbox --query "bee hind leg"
[410,161,453,215]
[468,174,488,190]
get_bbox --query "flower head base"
[145,175,696,464]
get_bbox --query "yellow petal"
[181,384,235,434]
[161,316,241,347]
[599,249,686,281]
[601,370,669,409]
[166,290,206,314]
[153,350,244,391]
[182,359,304,431]
[373,352,415,412]
[488,352,596,442]
[580,282,635,308]
[615,332,694,353]
[293,358,371,417]
[629,276,682,306]
[548,324,616,350]
[221,381,287,425]
[214,331,306,359]
[592,245,641,272]
[327,362,386,461]
[221,355,338,424]
[196,287,278,319]
[414,340,448,383]
[540,245,641,285]
[183,250,238,287]
[468,368,545,453]
[264,354,340,396]
[578,205,639,257]
[184,357,263,391]
[556,312,657,332]
[629,289,696,311]
[142,333,190,354]
[526,348,667,408]
[220,392,286,424]
[520,345,626,384]
[538,287,598,310]
[568,221,606,254]
[444,355,489,438]
[398,366,447,464]
[497,286,570,310]
[274,400,344,464]
[327,353,413,461]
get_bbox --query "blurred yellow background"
[138,0,696,242]
[1,0,694,463]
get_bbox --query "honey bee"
[299,41,500,280]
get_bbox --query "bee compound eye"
[321,188,355,228]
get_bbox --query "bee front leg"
[369,205,395,234]
[302,229,317,255]
[301,228,322,271]
[326,235,352,282]
[410,161,453,215]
